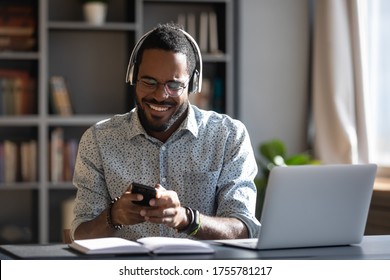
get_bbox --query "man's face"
[135,49,190,134]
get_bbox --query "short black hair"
[136,23,197,77]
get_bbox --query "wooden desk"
[365,177,390,235]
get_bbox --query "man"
[71,23,260,241]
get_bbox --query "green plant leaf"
[259,139,286,162]
[285,154,312,165]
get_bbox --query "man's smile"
[148,103,170,112]
[144,100,176,115]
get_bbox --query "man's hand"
[110,187,155,226]
[139,184,189,230]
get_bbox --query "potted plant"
[81,0,108,25]
[254,139,320,218]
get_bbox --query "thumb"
[154,184,166,198]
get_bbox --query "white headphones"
[125,28,203,94]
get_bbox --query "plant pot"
[83,2,107,25]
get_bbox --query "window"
[362,0,390,173]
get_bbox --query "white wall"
[238,0,310,157]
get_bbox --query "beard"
[137,99,189,133]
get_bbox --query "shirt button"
[161,146,166,151]
[161,178,167,183]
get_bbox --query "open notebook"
[69,236,215,255]
[218,164,377,250]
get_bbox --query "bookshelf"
[0,0,235,244]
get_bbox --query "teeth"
[149,104,169,112]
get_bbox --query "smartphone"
[130,182,157,206]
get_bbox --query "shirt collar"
[126,105,199,141]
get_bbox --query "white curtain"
[312,0,369,164]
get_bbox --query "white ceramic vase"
[83,2,107,25]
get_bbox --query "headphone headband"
[125,27,203,93]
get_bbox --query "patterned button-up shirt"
[71,105,260,240]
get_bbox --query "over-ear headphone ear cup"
[188,70,199,94]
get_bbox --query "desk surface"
[1,235,390,260]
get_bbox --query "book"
[0,36,36,51]
[208,11,222,55]
[20,140,37,182]
[212,78,224,113]
[0,77,7,115]
[199,12,209,53]
[69,237,215,255]
[0,142,4,183]
[50,127,64,183]
[0,5,36,51]
[63,139,78,182]
[187,13,196,41]
[177,13,186,29]
[0,68,35,115]
[4,140,18,183]
[50,76,73,116]
[0,69,35,115]
[0,5,35,30]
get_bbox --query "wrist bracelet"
[189,209,201,236]
[177,207,201,236]
[107,196,124,230]
[177,207,193,233]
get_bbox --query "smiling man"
[136,49,190,142]
[71,23,260,241]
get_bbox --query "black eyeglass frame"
[136,77,191,97]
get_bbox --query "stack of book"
[49,128,78,183]
[0,139,37,184]
[177,11,222,55]
[0,4,36,52]
[178,11,225,112]
[0,69,36,115]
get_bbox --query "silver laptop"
[218,164,377,250]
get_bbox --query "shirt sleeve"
[70,126,110,240]
[215,120,261,238]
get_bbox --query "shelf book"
[0,139,37,183]
[69,237,215,255]
[177,11,221,55]
[49,128,78,183]
[1,140,17,183]
[50,76,73,116]
[0,69,36,115]
[20,139,37,182]
[0,4,36,51]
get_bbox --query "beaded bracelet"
[107,196,124,230]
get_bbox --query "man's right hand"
[110,189,151,226]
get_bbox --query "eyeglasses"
[136,77,189,97]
